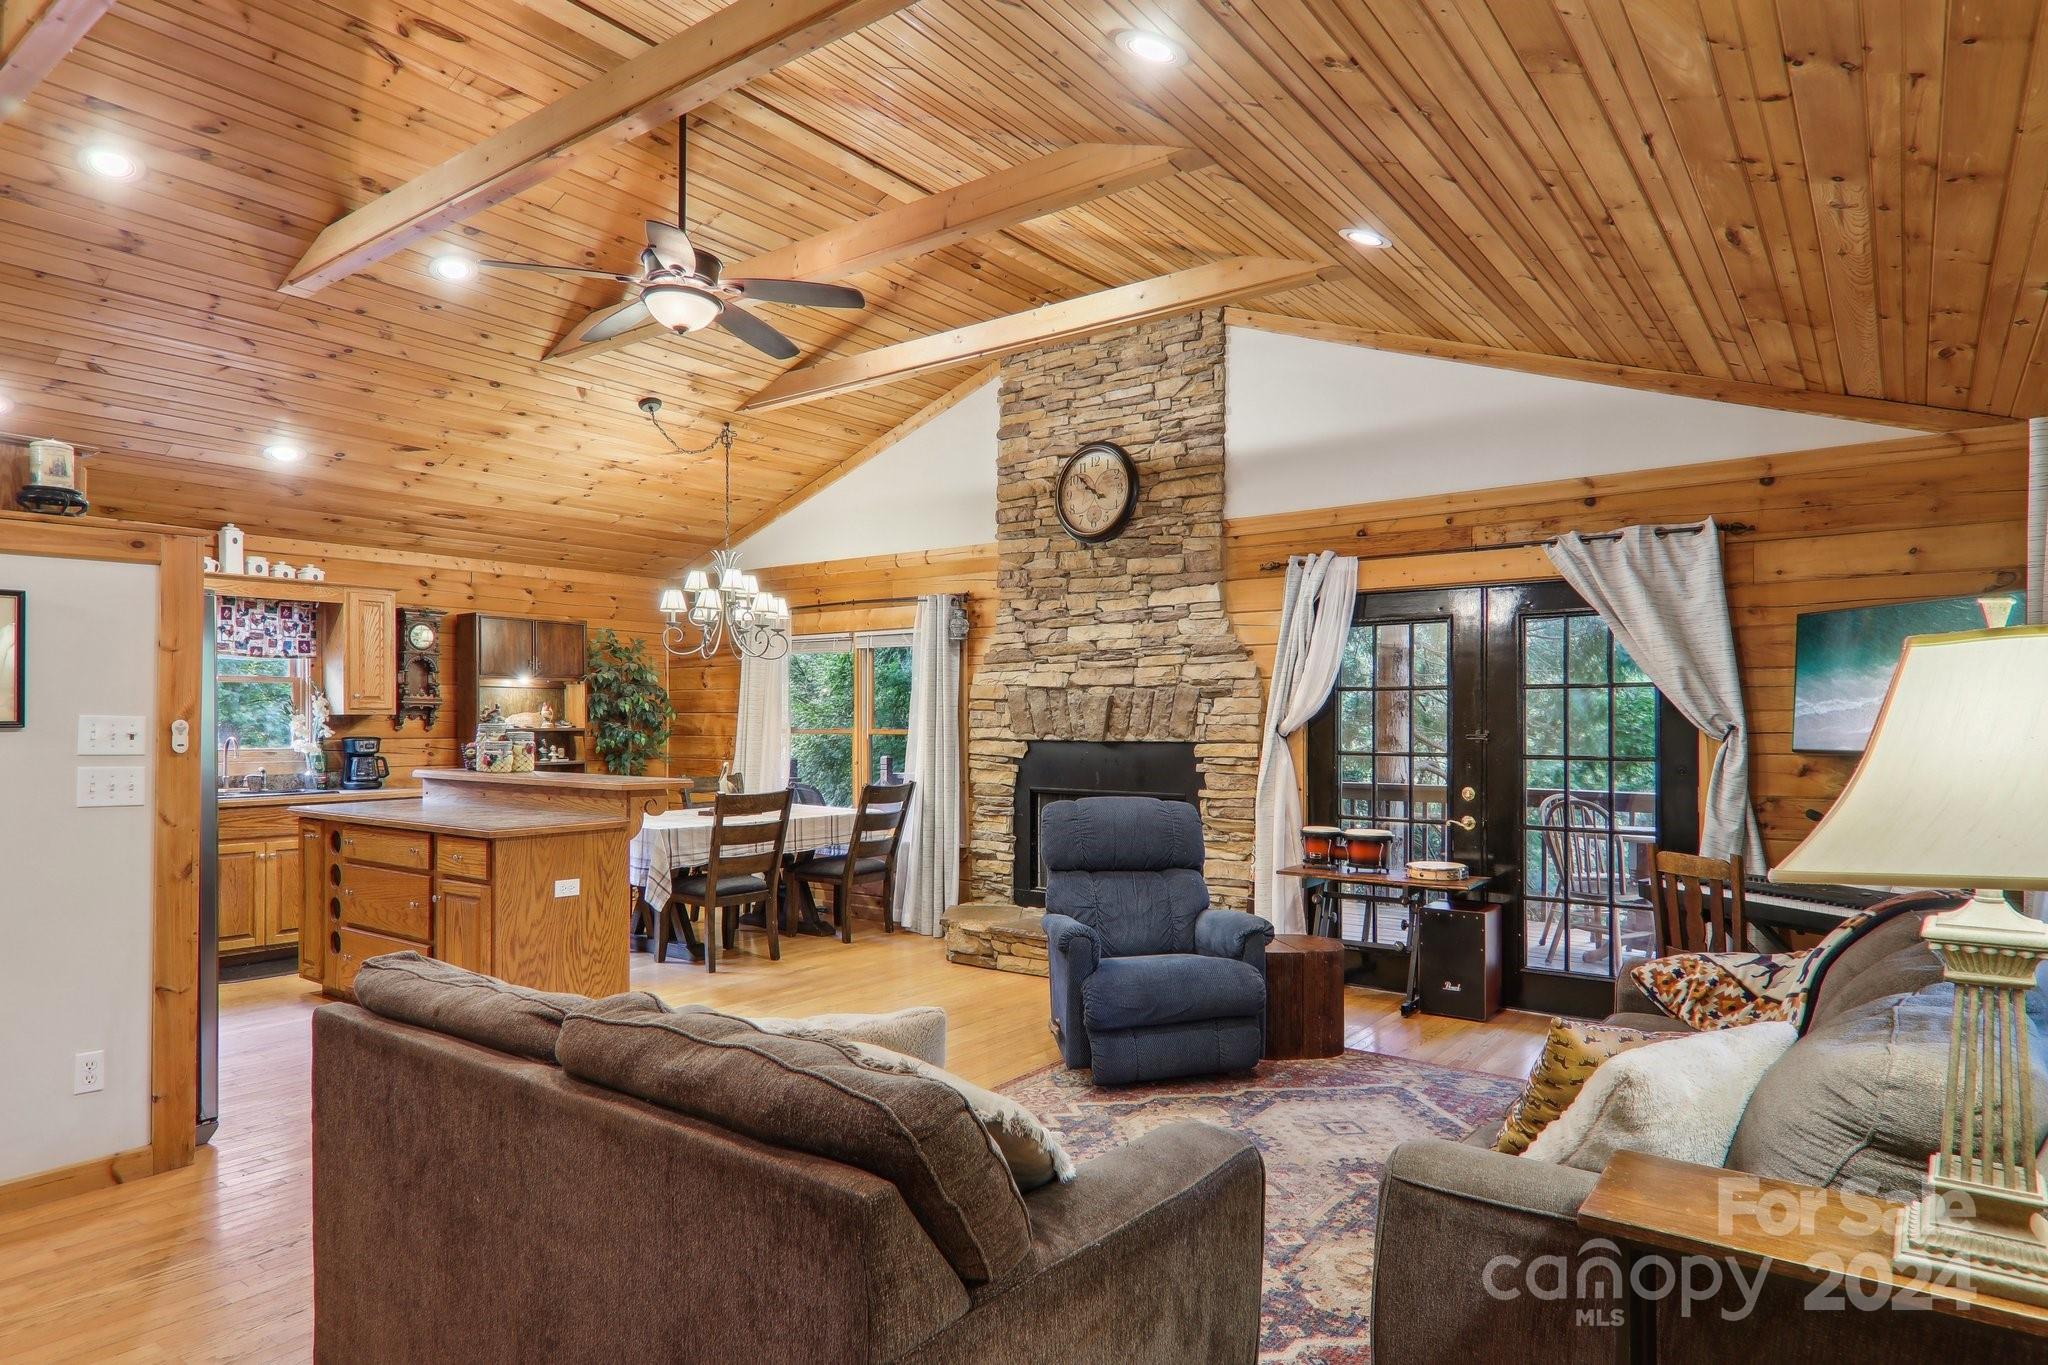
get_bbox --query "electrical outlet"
[74,1050,105,1095]
[553,878,580,898]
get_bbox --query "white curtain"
[1545,519,1765,869]
[898,595,962,936]
[732,651,789,793]
[2030,419,2046,916]
[1253,551,1360,932]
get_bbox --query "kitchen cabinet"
[321,588,397,714]
[217,834,300,955]
[465,614,586,684]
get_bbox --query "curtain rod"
[1256,519,1753,574]
[789,594,925,612]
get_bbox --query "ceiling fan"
[473,118,865,360]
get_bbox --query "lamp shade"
[658,588,686,614]
[643,283,722,333]
[1772,625,2048,891]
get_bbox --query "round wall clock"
[1055,441,1138,544]
[406,619,439,651]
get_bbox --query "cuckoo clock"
[395,607,446,728]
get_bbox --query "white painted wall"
[738,379,998,569]
[1222,325,1915,518]
[0,554,157,1184]
[736,326,1917,565]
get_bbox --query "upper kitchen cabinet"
[465,615,587,684]
[320,589,397,715]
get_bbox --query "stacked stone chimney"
[966,309,1261,907]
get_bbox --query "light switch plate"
[553,878,580,898]
[76,767,145,807]
[77,715,146,755]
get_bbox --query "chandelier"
[650,408,790,661]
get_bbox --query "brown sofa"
[1371,905,2048,1363]
[311,960,1266,1364]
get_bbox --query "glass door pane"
[1519,612,1661,979]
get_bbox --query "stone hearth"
[968,309,1261,909]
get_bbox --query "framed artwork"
[0,590,21,729]
[1792,590,2023,754]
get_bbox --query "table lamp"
[1772,624,2048,1303]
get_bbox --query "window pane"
[790,650,854,729]
[1412,621,1448,684]
[1375,626,1410,686]
[1524,688,1563,755]
[1567,689,1610,755]
[868,732,908,785]
[1615,643,1650,684]
[1413,691,1448,753]
[1613,687,1658,759]
[1340,628,1375,687]
[1567,616,1611,684]
[221,655,289,678]
[1338,691,1374,751]
[869,647,911,730]
[1524,617,1564,684]
[790,732,852,805]
[218,679,294,749]
[1375,689,1411,751]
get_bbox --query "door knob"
[1448,815,1477,831]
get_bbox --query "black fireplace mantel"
[1011,739,1202,906]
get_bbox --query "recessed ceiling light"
[428,254,475,282]
[263,442,305,464]
[78,144,141,181]
[1340,225,1391,249]
[1115,29,1183,65]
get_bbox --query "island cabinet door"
[299,827,325,983]
[435,876,492,974]
[217,839,264,953]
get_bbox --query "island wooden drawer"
[331,926,426,995]
[336,825,431,873]
[435,836,490,880]
[338,864,432,941]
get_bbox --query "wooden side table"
[1579,1150,2048,1363]
[1264,934,1346,1059]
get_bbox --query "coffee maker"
[339,736,390,791]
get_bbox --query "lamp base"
[1894,1178,2048,1306]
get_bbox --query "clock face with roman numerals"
[1055,441,1138,544]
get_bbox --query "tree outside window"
[789,645,912,805]
[217,654,310,772]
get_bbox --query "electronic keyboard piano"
[1743,876,1894,947]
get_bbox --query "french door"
[1305,583,1698,1017]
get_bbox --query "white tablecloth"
[629,804,856,906]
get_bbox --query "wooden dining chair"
[1648,849,1747,955]
[658,789,793,972]
[792,780,915,943]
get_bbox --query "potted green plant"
[584,629,674,776]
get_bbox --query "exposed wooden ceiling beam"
[1222,311,2012,435]
[546,143,1210,363]
[279,0,913,297]
[741,258,1322,412]
[0,0,113,111]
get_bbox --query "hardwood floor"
[0,931,1549,1363]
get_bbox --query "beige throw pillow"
[842,1042,1075,1190]
[1523,1020,1797,1171]
[1494,1019,1671,1155]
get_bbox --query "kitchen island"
[293,769,687,998]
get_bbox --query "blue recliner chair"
[1041,796,1275,1086]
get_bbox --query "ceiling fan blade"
[715,302,799,361]
[578,298,656,344]
[479,260,639,284]
[726,278,866,309]
[645,220,696,272]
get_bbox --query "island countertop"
[285,797,623,837]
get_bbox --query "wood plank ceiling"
[0,0,2043,573]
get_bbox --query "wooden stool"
[1264,934,1346,1060]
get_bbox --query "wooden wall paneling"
[0,0,113,107]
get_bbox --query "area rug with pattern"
[1000,1051,1524,1364]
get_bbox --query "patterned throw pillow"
[1629,893,1952,1032]
[1495,1019,1671,1156]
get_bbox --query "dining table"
[629,802,858,946]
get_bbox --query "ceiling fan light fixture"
[78,144,141,181]
[1341,225,1391,249]
[428,254,475,282]
[642,282,722,333]
[1116,29,1183,65]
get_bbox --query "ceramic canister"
[218,524,245,575]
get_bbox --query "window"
[217,654,311,766]
[789,640,912,805]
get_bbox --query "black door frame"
[1305,580,1699,1017]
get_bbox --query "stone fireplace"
[968,309,1261,909]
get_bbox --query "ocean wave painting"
[1791,591,2023,753]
